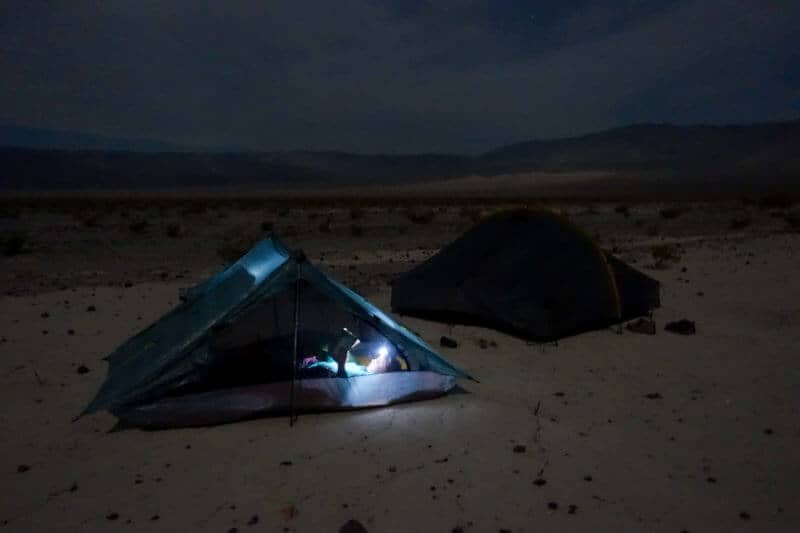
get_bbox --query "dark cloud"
[1,0,798,153]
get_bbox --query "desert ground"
[1,193,799,532]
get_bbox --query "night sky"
[2,0,798,153]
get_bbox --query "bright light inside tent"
[378,345,389,358]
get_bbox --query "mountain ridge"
[1,118,798,189]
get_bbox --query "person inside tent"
[299,327,407,377]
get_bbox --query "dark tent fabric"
[391,209,660,340]
[83,235,467,428]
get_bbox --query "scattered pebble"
[76,365,90,375]
[16,464,30,473]
[739,511,751,520]
[533,478,547,486]
[247,514,259,525]
[86,305,96,312]
[512,445,526,453]
[644,392,663,400]
[547,501,558,510]
[568,504,578,514]
[105,512,119,521]
[280,460,292,466]
[764,428,774,435]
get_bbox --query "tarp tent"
[83,235,467,429]
[391,209,660,340]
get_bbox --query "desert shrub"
[459,206,482,223]
[614,205,630,217]
[659,207,684,220]
[651,243,680,265]
[349,207,365,220]
[0,207,21,220]
[785,212,800,232]
[1,232,27,256]
[181,202,207,216]
[129,219,149,234]
[729,215,752,230]
[261,220,274,232]
[350,224,364,237]
[759,195,795,210]
[81,212,101,228]
[406,208,436,225]
[165,223,182,238]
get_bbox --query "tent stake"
[290,264,301,426]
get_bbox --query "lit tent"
[392,209,660,340]
[83,235,467,429]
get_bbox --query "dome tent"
[83,235,467,429]
[391,209,660,340]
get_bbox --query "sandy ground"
[1,199,799,532]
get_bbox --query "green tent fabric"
[83,235,467,428]
[391,209,660,340]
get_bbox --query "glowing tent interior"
[391,209,661,340]
[82,235,468,429]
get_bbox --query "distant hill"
[0,124,205,153]
[478,120,800,174]
[1,119,798,190]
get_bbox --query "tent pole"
[290,265,301,426]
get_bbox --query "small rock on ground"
[626,317,656,335]
[665,319,696,335]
